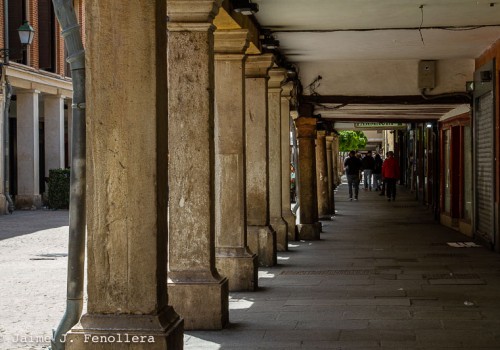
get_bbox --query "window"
[8,0,26,63]
[38,0,56,72]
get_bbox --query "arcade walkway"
[187,183,500,349]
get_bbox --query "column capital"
[17,89,40,95]
[44,94,67,100]
[281,81,294,100]
[245,54,274,78]
[214,29,249,55]
[167,0,223,23]
[326,135,334,143]
[268,68,287,90]
[295,117,317,139]
[317,130,327,138]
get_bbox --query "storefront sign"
[354,122,406,130]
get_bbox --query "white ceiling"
[252,0,500,121]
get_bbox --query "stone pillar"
[332,134,341,186]
[0,93,6,214]
[295,117,321,240]
[167,0,229,330]
[245,54,277,267]
[268,68,288,252]
[213,29,257,292]
[66,2,183,349]
[326,135,335,213]
[44,95,65,177]
[316,130,330,219]
[281,82,296,241]
[16,90,42,209]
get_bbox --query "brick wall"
[0,0,4,50]
[28,0,39,69]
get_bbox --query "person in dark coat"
[344,150,362,201]
[361,150,375,191]
[381,151,400,201]
[372,153,383,191]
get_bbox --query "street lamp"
[17,21,36,46]
[1,20,36,63]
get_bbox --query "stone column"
[245,54,277,267]
[281,82,296,241]
[44,95,65,177]
[295,117,321,239]
[316,130,330,219]
[213,29,258,292]
[0,93,6,214]
[268,68,288,252]
[66,2,183,348]
[332,134,341,186]
[167,0,229,330]
[326,135,335,213]
[16,90,42,209]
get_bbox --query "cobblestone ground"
[0,210,69,349]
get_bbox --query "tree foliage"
[339,131,368,152]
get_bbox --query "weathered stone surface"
[316,131,330,218]
[295,117,320,240]
[281,82,297,241]
[216,253,258,291]
[326,135,335,213]
[247,225,277,267]
[214,29,257,292]
[268,68,288,252]
[168,279,229,330]
[167,0,228,330]
[67,1,182,348]
[245,54,277,265]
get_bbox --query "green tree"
[338,130,368,152]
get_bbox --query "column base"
[247,225,277,267]
[319,214,333,221]
[0,194,7,215]
[216,249,258,292]
[297,222,321,240]
[282,211,297,241]
[168,277,229,330]
[15,194,42,210]
[65,307,183,349]
[270,217,288,252]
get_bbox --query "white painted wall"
[298,59,474,96]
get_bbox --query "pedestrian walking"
[344,150,362,201]
[372,153,383,191]
[379,152,389,196]
[381,151,400,201]
[361,150,375,191]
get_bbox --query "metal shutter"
[475,91,495,243]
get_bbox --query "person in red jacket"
[381,151,400,201]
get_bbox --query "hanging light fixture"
[17,21,36,46]
[233,0,259,15]
[261,35,279,50]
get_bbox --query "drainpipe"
[50,1,86,349]
[2,0,14,213]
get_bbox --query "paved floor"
[187,184,500,349]
[1,183,500,349]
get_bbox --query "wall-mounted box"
[418,60,436,89]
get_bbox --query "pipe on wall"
[50,1,86,349]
